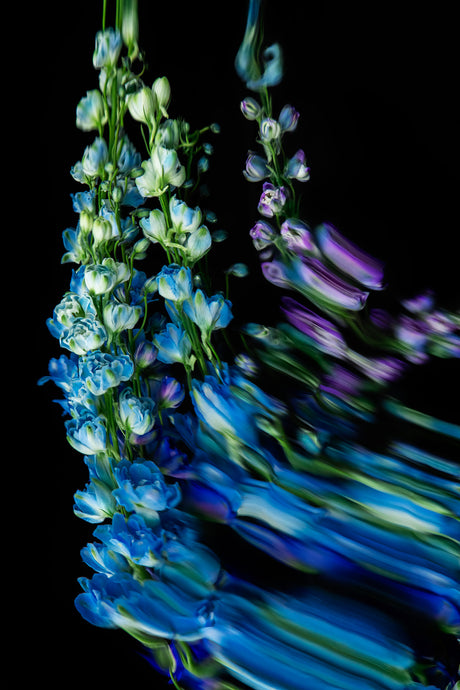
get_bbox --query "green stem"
[102,0,107,30]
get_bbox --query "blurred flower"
[395,315,429,363]
[281,296,348,357]
[280,218,315,253]
[80,541,130,576]
[154,119,182,149]
[315,222,385,291]
[295,256,370,312]
[93,28,122,69]
[134,338,157,369]
[76,90,107,132]
[234,353,259,377]
[113,459,181,520]
[121,0,139,59]
[260,259,290,289]
[94,512,162,567]
[81,137,109,178]
[76,571,214,639]
[191,376,253,442]
[402,290,435,314]
[154,376,185,410]
[225,263,249,278]
[235,0,283,91]
[73,478,117,523]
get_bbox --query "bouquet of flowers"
[40,1,460,688]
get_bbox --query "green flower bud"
[121,0,139,60]
[152,77,171,118]
[127,86,157,127]
[111,184,123,203]
[132,237,150,256]
[79,210,94,235]
[92,217,113,244]
[240,97,261,120]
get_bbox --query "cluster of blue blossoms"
[41,1,460,688]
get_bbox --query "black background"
[25,0,459,686]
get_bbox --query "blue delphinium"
[41,0,460,688]
[79,350,134,395]
[112,458,181,523]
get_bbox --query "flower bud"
[240,97,262,120]
[85,263,118,295]
[121,0,139,60]
[156,376,185,410]
[152,77,171,118]
[249,220,276,250]
[279,104,300,132]
[132,237,150,256]
[134,339,157,368]
[186,225,212,262]
[243,152,270,182]
[234,353,259,376]
[197,156,209,173]
[79,210,93,235]
[118,388,156,437]
[92,217,113,244]
[103,302,142,333]
[226,263,249,278]
[127,86,157,127]
[111,184,123,203]
[259,117,281,142]
[284,149,310,181]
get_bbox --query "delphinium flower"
[40,0,460,688]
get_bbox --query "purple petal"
[280,218,316,253]
[316,223,385,290]
[261,260,290,288]
[281,296,347,357]
[296,256,369,311]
